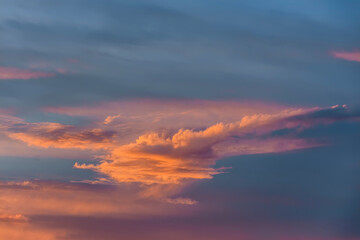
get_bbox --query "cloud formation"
[0,67,55,80]
[3,101,359,188]
[74,107,322,184]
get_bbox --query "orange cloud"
[0,102,358,240]
[0,179,203,240]
[331,50,360,62]
[4,103,357,188]
[0,114,97,158]
[44,99,289,145]
[0,180,154,240]
[7,122,115,150]
[2,102,358,197]
[0,223,64,240]
[0,133,94,159]
[0,67,55,80]
[1,101,359,240]
[0,180,196,219]
[0,214,28,222]
[75,108,322,185]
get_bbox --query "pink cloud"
[0,67,55,80]
[331,50,360,62]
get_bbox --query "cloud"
[2,101,359,200]
[0,180,201,240]
[0,214,28,222]
[3,101,359,188]
[74,108,320,185]
[0,223,63,240]
[331,51,360,62]
[164,197,198,205]
[1,0,359,110]
[74,104,358,185]
[44,99,288,142]
[44,99,285,118]
[7,122,116,150]
[0,180,177,240]
[0,113,115,158]
[0,180,196,219]
[0,112,97,158]
[0,66,55,80]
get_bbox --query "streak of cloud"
[0,67,55,80]
[0,180,197,223]
[331,51,360,62]
[0,214,28,222]
[7,122,116,150]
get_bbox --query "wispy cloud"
[0,66,55,80]
[0,214,28,222]
[0,180,195,240]
[331,51,360,62]
[7,122,115,150]
[0,180,184,217]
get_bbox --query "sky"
[0,0,359,239]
